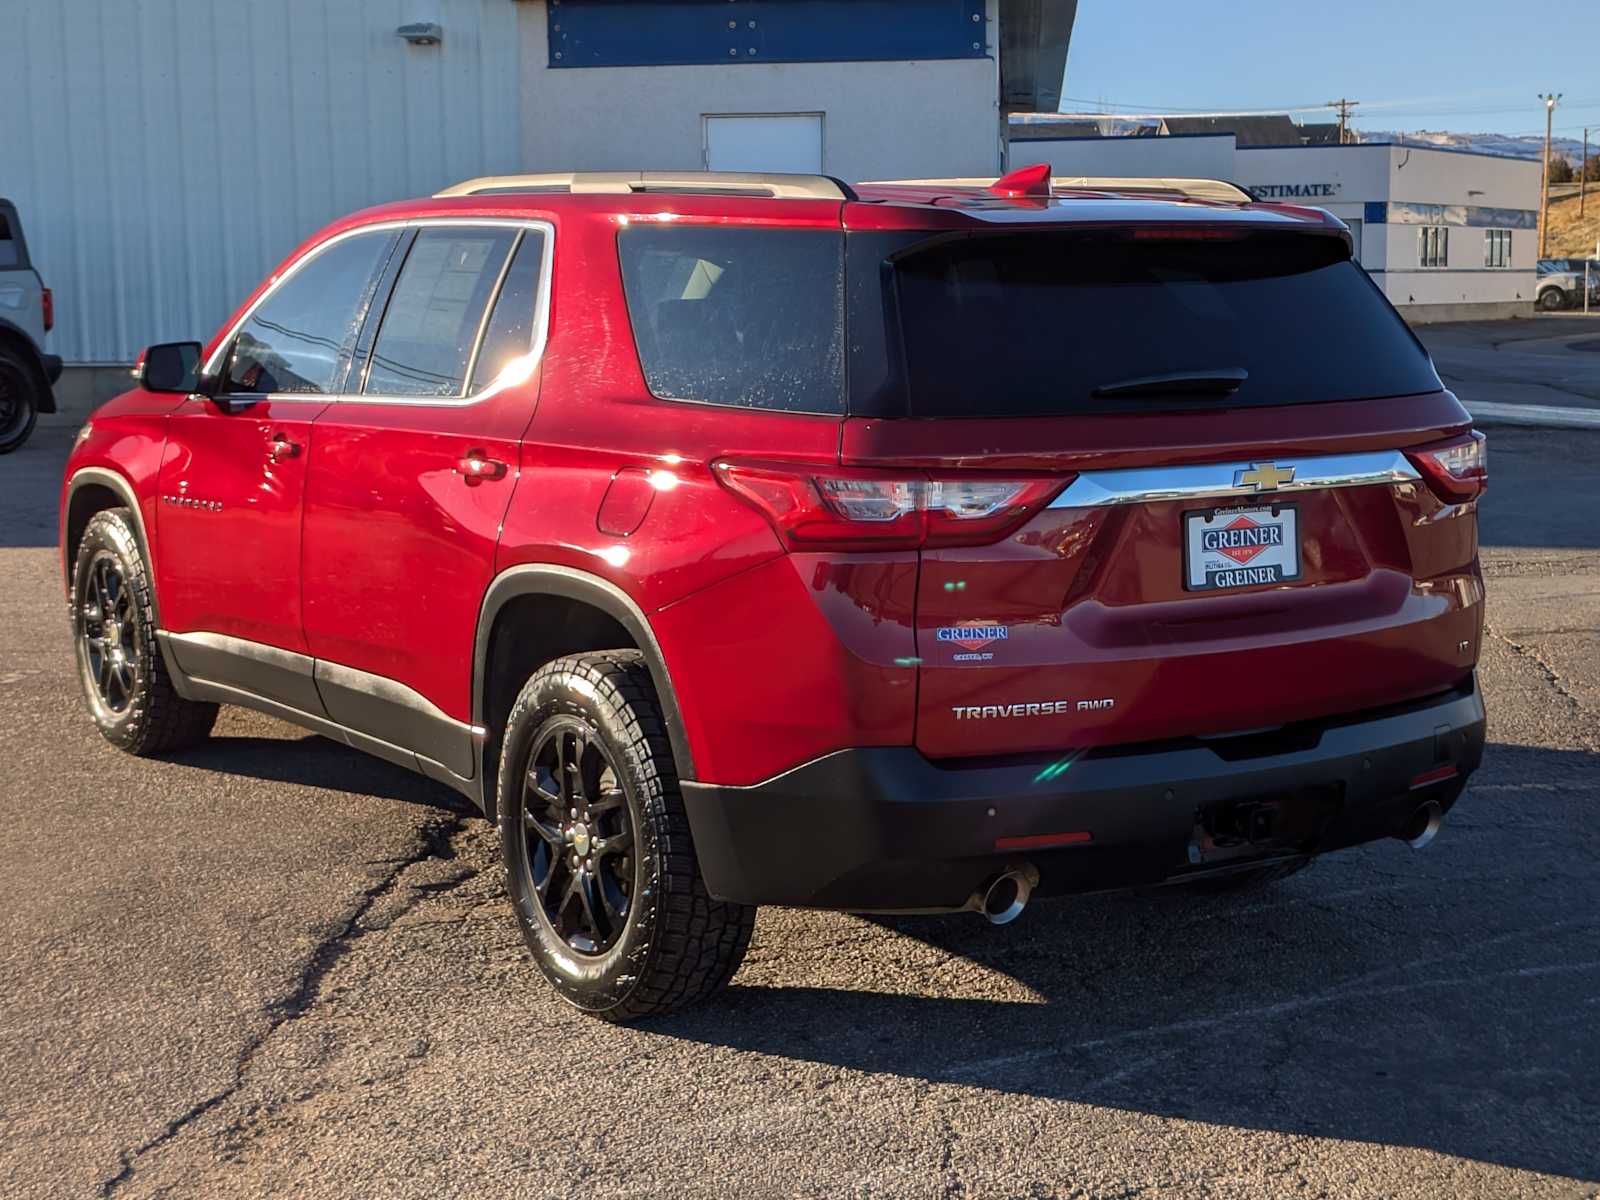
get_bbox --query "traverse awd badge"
[935,622,1008,663]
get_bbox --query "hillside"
[1361,128,1587,166]
[1546,190,1600,260]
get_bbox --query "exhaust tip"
[977,870,1032,925]
[1402,800,1443,850]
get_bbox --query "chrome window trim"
[1047,451,1421,509]
[200,217,556,410]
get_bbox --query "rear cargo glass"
[846,230,1441,418]
[618,225,844,414]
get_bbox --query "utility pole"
[1538,93,1561,258]
[1582,126,1589,218]
[1327,98,1359,145]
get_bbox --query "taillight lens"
[1406,431,1487,504]
[41,287,53,333]
[714,461,1069,550]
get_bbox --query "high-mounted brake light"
[1127,227,1246,241]
[1406,431,1487,504]
[713,461,1069,551]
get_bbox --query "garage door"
[704,114,824,174]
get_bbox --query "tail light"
[41,287,53,333]
[1406,431,1486,504]
[713,460,1069,551]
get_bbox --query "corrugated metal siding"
[0,0,523,363]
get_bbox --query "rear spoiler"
[861,167,1253,205]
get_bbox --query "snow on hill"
[1360,129,1588,165]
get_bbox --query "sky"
[1060,0,1600,140]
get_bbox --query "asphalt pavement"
[3,354,1598,1198]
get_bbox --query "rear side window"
[618,226,844,414]
[366,227,518,398]
[0,211,18,268]
[223,231,394,395]
[469,230,546,392]
[849,230,1442,418]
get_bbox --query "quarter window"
[0,212,17,268]
[222,231,394,395]
[365,227,518,398]
[1484,228,1512,269]
[618,226,844,414]
[1419,226,1449,269]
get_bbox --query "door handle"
[268,433,301,462]
[455,451,507,482]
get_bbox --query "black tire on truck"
[496,650,755,1021]
[1537,288,1566,312]
[0,346,40,454]
[71,508,220,754]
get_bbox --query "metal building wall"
[0,0,523,364]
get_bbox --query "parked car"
[0,198,61,452]
[1536,257,1600,310]
[60,166,1487,1021]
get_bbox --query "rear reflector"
[714,459,1068,551]
[1409,764,1460,790]
[1405,430,1486,504]
[995,830,1093,851]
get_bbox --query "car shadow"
[652,741,1599,1182]
[168,733,478,815]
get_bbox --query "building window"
[1419,226,1449,269]
[1484,228,1513,269]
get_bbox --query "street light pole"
[1538,94,1562,258]
[1583,127,1589,219]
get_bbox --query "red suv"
[61,167,1487,1021]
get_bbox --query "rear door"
[299,220,552,782]
[839,224,1483,758]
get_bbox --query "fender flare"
[472,564,696,782]
[63,467,161,623]
[0,316,57,411]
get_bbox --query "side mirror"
[136,342,205,394]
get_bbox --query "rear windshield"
[618,225,843,414]
[849,229,1441,418]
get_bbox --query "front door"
[155,228,399,707]
[300,221,551,778]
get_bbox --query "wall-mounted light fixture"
[397,22,443,46]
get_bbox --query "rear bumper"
[681,679,1486,910]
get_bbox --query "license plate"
[1184,504,1300,591]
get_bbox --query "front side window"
[1419,226,1449,269]
[1484,229,1512,269]
[365,227,518,398]
[223,231,394,395]
[618,225,844,414]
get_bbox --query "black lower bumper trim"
[681,681,1486,911]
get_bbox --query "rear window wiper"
[1091,368,1249,398]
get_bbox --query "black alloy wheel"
[79,551,140,714]
[0,350,39,453]
[520,718,636,955]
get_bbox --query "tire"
[497,651,754,1022]
[0,347,40,454]
[1181,857,1312,894]
[71,508,219,754]
[1537,288,1566,312]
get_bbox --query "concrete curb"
[1464,402,1600,429]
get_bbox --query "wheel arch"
[473,565,694,820]
[63,468,160,622]
[0,318,56,412]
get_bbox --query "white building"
[1009,126,1543,322]
[2,0,1072,368]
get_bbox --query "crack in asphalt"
[1487,626,1597,731]
[96,812,473,1199]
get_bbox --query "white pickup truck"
[0,198,60,452]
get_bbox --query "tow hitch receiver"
[1188,788,1342,865]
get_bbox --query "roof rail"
[860,175,1253,204]
[434,171,856,201]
